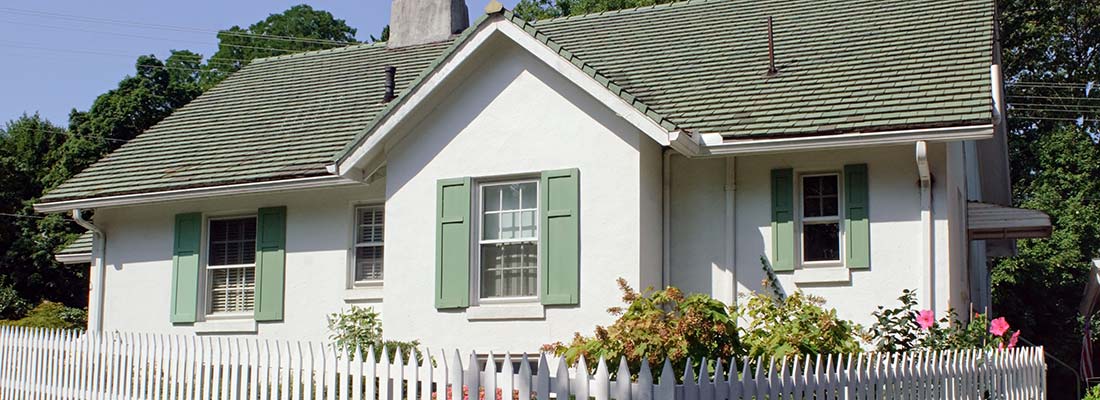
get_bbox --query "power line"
[1007,95,1100,102]
[0,6,357,47]
[0,212,73,221]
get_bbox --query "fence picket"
[0,327,1050,400]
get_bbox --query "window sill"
[193,319,258,334]
[344,284,383,302]
[793,266,851,285]
[466,303,545,321]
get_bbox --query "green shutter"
[170,212,202,323]
[771,169,795,271]
[435,178,471,309]
[844,164,870,269]
[541,169,580,306]
[254,206,287,321]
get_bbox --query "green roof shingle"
[40,0,994,203]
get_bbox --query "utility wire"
[0,6,356,47]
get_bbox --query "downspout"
[662,148,672,288]
[915,142,935,312]
[724,157,737,304]
[72,209,105,334]
[990,64,1005,128]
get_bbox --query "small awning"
[967,202,1052,240]
[55,232,92,264]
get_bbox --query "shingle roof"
[55,232,92,263]
[40,0,994,203]
[41,41,452,202]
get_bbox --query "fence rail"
[0,326,1046,399]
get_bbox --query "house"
[36,0,1050,352]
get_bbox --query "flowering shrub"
[736,290,863,359]
[868,289,1020,351]
[542,278,740,379]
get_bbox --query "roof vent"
[383,66,397,103]
[766,16,778,76]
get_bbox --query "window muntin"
[800,174,841,263]
[353,205,385,283]
[478,181,538,299]
[207,217,257,315]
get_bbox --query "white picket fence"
[0,326,1045,399]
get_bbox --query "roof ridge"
[249,39,453,64]
[529,0,719,24]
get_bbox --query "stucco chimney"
[388,0,469,48]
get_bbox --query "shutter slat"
[170,213,202,323]
[541,168,580,306]
[435,178,471,309]
[844,164,870,269]
[770,169,795,271]
[254,206,287,321]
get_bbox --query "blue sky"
[0,0,520,127]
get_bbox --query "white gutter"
[35,176,360,213]
[682,125,994,157]
[915,141,935,312]
[72,209,105,334]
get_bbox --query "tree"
[205,5,358,88]
[995,0,1099,397]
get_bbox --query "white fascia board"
[55,253,92,264]
[691,124,994,157]
[34,176,361,213]
[336,18,672,176]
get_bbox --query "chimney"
[388,0,470,48]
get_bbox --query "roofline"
[34,176,362,213]
[331,13,675,178]
[55,253,91,264]
[672,123,995,157]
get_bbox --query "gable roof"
[38,0,995,207]
[55,232,92,264]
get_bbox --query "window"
[353,205,385,283]
[207,217,257,314]
[478,180,538,299]
[800,174,841,263]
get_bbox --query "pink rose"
[989,317,1010,337]
[1007,331,1020,348]
[917,309,936,330]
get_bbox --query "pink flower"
[1007,331,1020,349]
[917,309,936,330]
[989,317,1010,337]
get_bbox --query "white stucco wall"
[669,144,964,327]
[95,183,385,341]
[380,37,662,353]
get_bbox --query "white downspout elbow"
[915,142,935,312]
[72,209,105,334]
[990,64,1005,127]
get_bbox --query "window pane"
[484,186,502,212]
[483,213,500,240]
[499,211,518,240]
[804,223,840,262]
[501,184,522,210]
[355,246,384,281]
[209,266,255,313]
[802,175,839,218]
[357,206,384,244]
[520,182,537,209]
[519,210,537,238]
[209,218,256,266]
[480,242,537,298]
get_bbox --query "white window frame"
[203,214,257,320]
[796,172,845,267]
[351,204,385,286]
[473,178,541,304]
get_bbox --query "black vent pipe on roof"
[766,16,778,76]
[383,66,397,102]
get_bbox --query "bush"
[868,289,1020,351]
[327,305,422,362]
[0,283,30,320]
[0,301,86,329]
[543,278,740,379]
[737,290,863,360]
[1085,384,1100,400]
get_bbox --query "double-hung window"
[353,205,385,283]
[207,217,257,315]
[800,174,841,263]
[478,180,539,300]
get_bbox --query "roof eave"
[683,123,994,157]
